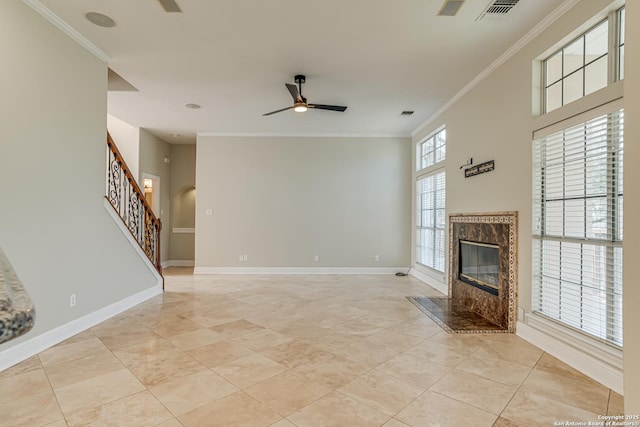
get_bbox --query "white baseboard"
[162,260,195,268]
[410,268,447,295]
[517,318,623,394]
[193,266,408,275]
[0,284,162,373]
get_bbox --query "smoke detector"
[476,0,520,21]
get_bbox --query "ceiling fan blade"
[157,0,182,13]
[263,106,295,116]
[308,104,348,112]
[286,84,302,102]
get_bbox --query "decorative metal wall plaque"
[464,160,494,178]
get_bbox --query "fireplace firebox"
[459,240,499,296]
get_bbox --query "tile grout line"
[38,355,68,427]
[492,348,545,424]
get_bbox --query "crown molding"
[411,0,581,139]
[22,0,109,63]
[197,132,410,139]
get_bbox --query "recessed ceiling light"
[85,12,116,28]
[185,103,201,109]
[172,133,180,138]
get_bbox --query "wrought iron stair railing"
[106,133,163,284]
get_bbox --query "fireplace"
[459,240,499,296]
[449,212,518,332]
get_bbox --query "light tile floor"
[0,268,624,426]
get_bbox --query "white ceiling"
[36,0,566,143]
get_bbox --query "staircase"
[105,133,163,287]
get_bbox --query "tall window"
[543,7,625,113]
[416,129,446,272]
[618,7,625,79]
[532,109,623,346]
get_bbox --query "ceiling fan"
[263,75,348,116]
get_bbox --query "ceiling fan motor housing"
[262,74,347,116]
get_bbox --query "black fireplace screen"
[459,240,499,295]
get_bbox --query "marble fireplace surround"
[448,212,518,333]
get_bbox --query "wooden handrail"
[106,132,163,286]
[106,134,159,222]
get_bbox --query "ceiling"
[36,0,567,144]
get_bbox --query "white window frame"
[416,171,446,273]
[417,128,446,170]
[617,6,625,80]
[542,5,625,114]
[532,104,624,348]
[414,127,446,280]
[527,1,626,389]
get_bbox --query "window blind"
[416,171,446,272]
[532,108,623,347]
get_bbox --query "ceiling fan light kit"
[263,75,347,116]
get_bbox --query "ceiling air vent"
[438,0,465,16]
[477,0,520,20]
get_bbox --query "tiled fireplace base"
[407,296,506,334]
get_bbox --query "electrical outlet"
[239,255,244,262]
[374,255,380,262]
[69,294,76,307]
[243,254,248,262]
[314,255,319,262]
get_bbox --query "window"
[618,7,625,79]
[532,109,623,346]
[416,172,446,271]
[417,128,446,170]
[416,128,446,272]
[543,7,625,113]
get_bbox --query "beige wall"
[623,0,639,413]
[195,136,411,269]
[412,0,630,395]
[138,129,172,263]
[0,0,158,348]
[169,144,196,261]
